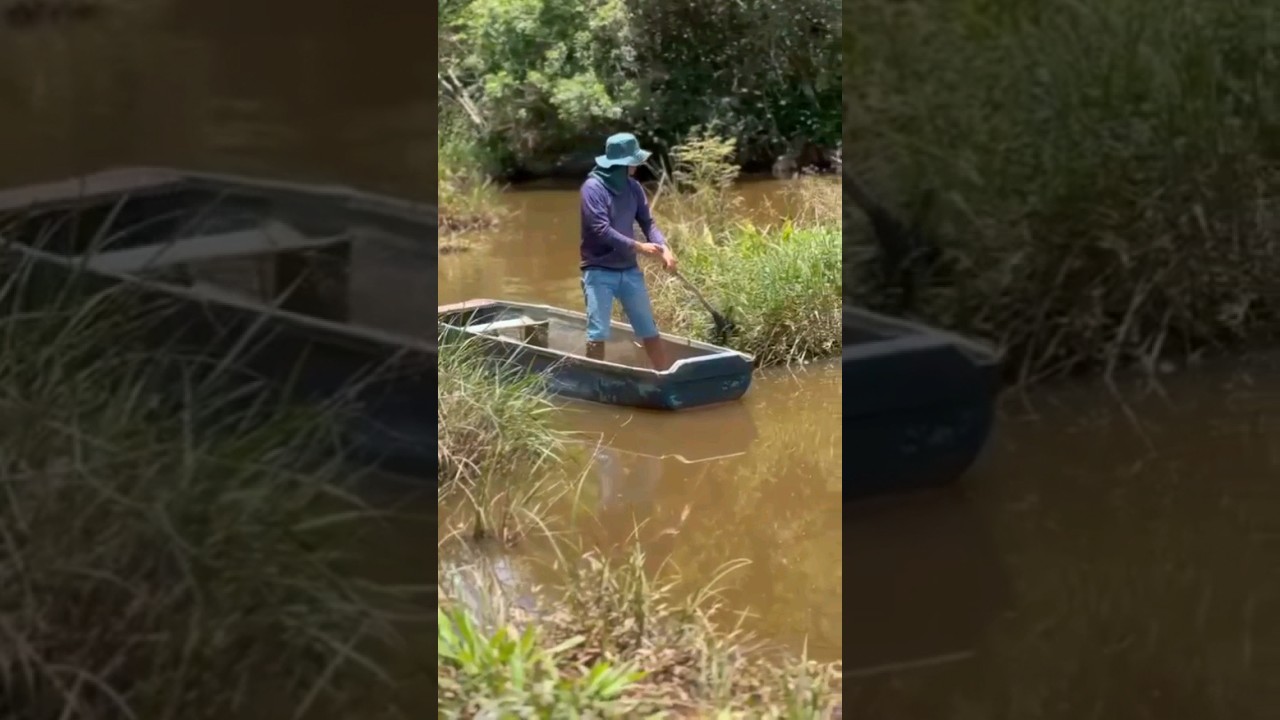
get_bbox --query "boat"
[438,299,754,410]
[0,167,440,476]
[843,304,1002,497]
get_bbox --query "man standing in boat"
[580,132,677,370]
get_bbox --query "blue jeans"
[581,267,659,342]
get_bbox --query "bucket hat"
[595,132,652,168]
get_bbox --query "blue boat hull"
[519,349,752,410]
[439,300,755,411]
[844,306,1002,498]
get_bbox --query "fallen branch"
[439,70,488,132]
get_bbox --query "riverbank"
[438,115,505,245]
[846,0,1280,383]
[438,531,842,718]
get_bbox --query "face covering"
[588,164,629,196]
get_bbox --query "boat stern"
[648,352,755,410]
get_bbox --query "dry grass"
[438,114,507,243]
[647,134,842,365]
[0,276,402,719]
[437,528,842,718]
[846,0,1280,383]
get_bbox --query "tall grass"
[650,134,842,365]
[438,112,506,244]
[846,0,1280,382]
[436,338,576,543]
[437,339,562,488]
[0,280,400,719]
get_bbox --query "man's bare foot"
[585,341,606,361]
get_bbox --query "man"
[579,132,677,370]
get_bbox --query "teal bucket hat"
[595,132,652,168]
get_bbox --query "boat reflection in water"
[558,398,762,516]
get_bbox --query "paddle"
[670,268,736,345]
[643,179,735,344]
[847,170,937,313]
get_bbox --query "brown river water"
[4,2,1280,717]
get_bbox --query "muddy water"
[0,0,437,195]
[441,185,845,660]
[848,358,1280,718]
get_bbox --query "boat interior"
[0,181,440,341]
[843,304,1002,368]
[439,302,720,368]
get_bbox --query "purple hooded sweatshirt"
[579,176,667,270]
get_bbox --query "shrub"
[846,0,1280,381]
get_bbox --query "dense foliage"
[439,0,841,173]
[846,0,1280,381]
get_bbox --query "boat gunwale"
[844,304,1003,367]
[75,224,356,274]
[0,238,441,359]
[439,298,755,378]
[0,166,437,226]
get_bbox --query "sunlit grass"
[648,134,842,365]
[437,527,842,718]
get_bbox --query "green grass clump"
[437,339,563,489]
[437,603,645,717]
[437,535,842,718]
[437,338,578,544]
[0,284,398,719]
[651,223,840,366]
[438,112,507,245]
[650,134,842,366]
[846,0,1280,382]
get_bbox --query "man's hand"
[661,246,678,272]
[636,242,662,256]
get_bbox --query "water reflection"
[848,355,1280,718]
[845,489,1008,677]
[439,542,538,624]
[592,446,665,514]
[541,364,843,659]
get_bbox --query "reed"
[437,528,842,718]
[649,134,842,366]
[846,0,1280,382]
[0,279,400,719]
[436,338,581,544]
[438,113,507,243]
